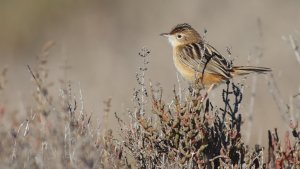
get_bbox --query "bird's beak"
[160,33,170,37]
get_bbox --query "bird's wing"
[178,42,233,79]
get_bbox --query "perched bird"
[161,23,271,89]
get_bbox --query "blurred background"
[1,0,300,145]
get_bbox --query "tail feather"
[231,66,271,76]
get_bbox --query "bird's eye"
[177,34,182,39]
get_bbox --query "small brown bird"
[161,23,271,89]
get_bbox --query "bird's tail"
[231,66,271,76]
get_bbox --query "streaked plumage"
[161,23,271,88]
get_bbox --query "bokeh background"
[1,0,300,146]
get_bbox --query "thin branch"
[288,35,300,65]
[267,73,290,122]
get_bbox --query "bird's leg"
[200,84,215,102]
[189,84,203,98]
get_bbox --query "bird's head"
[161,23,202,47]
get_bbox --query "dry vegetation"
[0,34,300,169]
[0,43,128,169]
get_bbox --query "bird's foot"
[200,84,215,102]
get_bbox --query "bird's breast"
[173,52,196,82]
